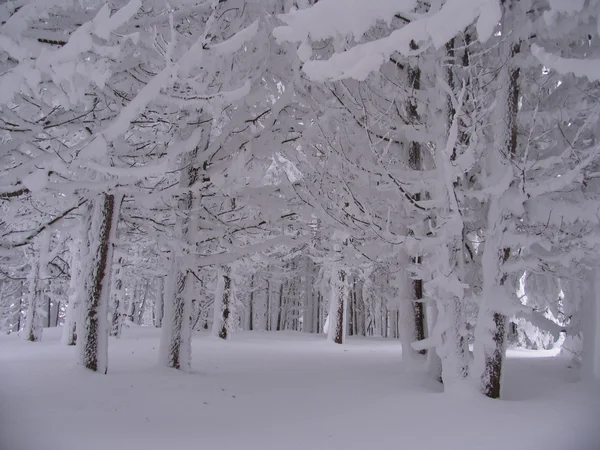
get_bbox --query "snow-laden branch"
[514,308,566,340]
[210,20,259,54]
[532,44,600,82]
[274,0,501,81]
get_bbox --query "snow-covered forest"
[1,0,599,449]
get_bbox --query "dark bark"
[136,280,149,325]
[169,271,187,368]
[333,270,346,344]
[406,43,427,350]
[82,193,115,373]
[265,279,270,331]
[248,274,254,331]
[218,267,232,339]
[481,37,520,399]
[276,282,284,331]
[16,295,22,332]
[348,280,354,337]
[110,258,124,337]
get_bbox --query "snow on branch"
[274,0,501,81]
[532,44,600,82]
[210,20,259,55]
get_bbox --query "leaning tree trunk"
[77,193,117,374]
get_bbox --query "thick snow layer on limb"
[92,0,142,40]
[274,0,417,42]
[532,44,600,82]
[210,20,259,54]
[274,0,501,81]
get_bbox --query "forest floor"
[1,327,599,450]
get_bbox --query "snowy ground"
[1,328,599,450]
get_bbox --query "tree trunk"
[77,193,117,374]
[582,269,600,381]
[136,279,149,325]
[154,276,165,328]
[23,255,42,342]
[110,258,125,337]
[62,238,81,345]
[23,230,50,342]
[302,258,314,333]
[159,124,209,370]
[212,265,233,339]
[406,42,427,349]
[276,281,284,331]
[474,35,521,398]
[327,265,348,344]
[248,274,254,331]
[160,263,193,370]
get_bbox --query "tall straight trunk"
[62,238,81,345]
[302,258,314,333]
[212,265,233,339]
[15,290,23,333]
[23,254,42,342]
[127,281,139,322]
[406,42,427,349]
[276,281,284,331]
[136,279,149,325]
[159,125,209,370]
[474,34,521,398]
[46,296,51,328]
[110,258,125,337]
[316,291,321,333]
[154,276,165,328]
[77,193,117,374]
[327,264,348,344]
[426,302,443,382]
[255,277,268,331]
[432,38,469,387]
[49,300,59,327]
[348,279,354,337]
[160,262,194,369]
[53,301,60,327]
[582,269,600,381]
[265,279,271,331]
[24,230,51,342]
[248,274,254,331]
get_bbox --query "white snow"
[210,20,259,55]
[532,44,600,82]
[21,170,48,192]
[1,327,599,450]
[274,0,503,81]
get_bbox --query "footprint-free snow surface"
[1,327,599,450]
